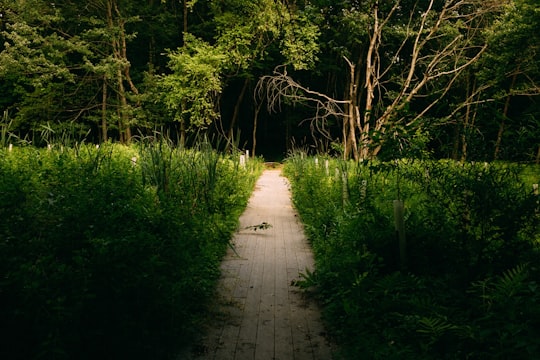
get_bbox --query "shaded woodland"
[1,0,539,160]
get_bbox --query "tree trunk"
[228,78,249,150]
[107,0,131,143]
[494,73,517,160]
[178,0,189,146]
[252,101,263,157]
[452,121,460,160]
[460,76,475,162]
[101,76,108,142]
[344,57,359,161]
[117,67,130,143]
[362,7,378,160]
[342,110,349,159]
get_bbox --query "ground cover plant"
[0,141,262,360]
[284,154,540,359]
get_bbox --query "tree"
[0,0,189,143]
[153,0,320,150]
[0,0,83,137]
[158,33,226,143]
[259,0,504,160]
[213,0,319,152]
[479,0,540,161]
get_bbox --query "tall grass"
[284,154,540,359]
[0,142,262,360]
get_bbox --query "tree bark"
[101,76,108,142]
[252,101,263,157]
[228,78,249,150]
[107,0,131,143]
[494,73,517,160]
[344,57,359,161]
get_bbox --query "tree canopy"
[0,0,538,161]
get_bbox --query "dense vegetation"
[1,0,539,357]
[0,142,261,359]
[1,0,539,161]
[285,155,540,359]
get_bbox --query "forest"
[0,0,539,161]
[1,1,540,359]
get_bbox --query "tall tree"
[0,0,83,136]
[154,0,320,149]
[158,34,226,138]
[259,0,504,160]
[479,0,540,161]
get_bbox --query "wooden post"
[325,159,329,176]
[240,154,246,169]
[8,143,13,152]
[393,199,407,271]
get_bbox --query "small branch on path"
[243,222,273,231]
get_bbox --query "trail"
[187,169,332,359]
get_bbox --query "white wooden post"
[246,150,250,160]
[314,157,319,168]
[8,143,13,152]
[239,154,246,169]
[325,159,329,176]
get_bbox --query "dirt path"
[187,169,333,359]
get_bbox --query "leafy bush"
[284,155,540,359]
[0,143,261,360]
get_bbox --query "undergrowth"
[284,154,540,359]
[0,142,262,360]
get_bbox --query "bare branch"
[256,65,348,120]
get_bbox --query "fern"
[417,316,459,337]
[292,267,318,288]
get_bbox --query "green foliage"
[0,143,261,359]
[159,34,226,130]
[0,0,537,159]
[284,155,540,359]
